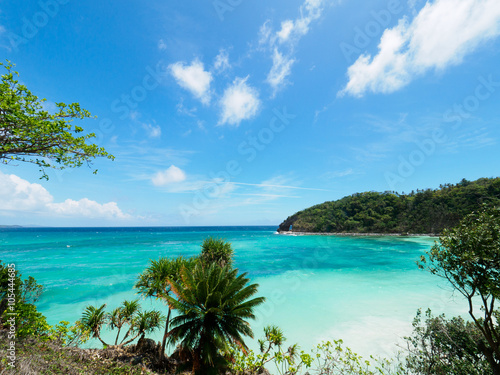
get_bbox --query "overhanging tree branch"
[0,61,114,179]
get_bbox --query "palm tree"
[135,256,197,360]
[80,304,109,347]
[200,237,234,268]
[166,263,265,374]
[108,299,141,346]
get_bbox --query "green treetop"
[0,61,113,179]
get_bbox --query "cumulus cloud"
[214,49,231,73]
[169,59,213,105]
[0,170,131,220]
[0,173,52,211]
[219,77,261,126]
[339,0,500,97]
[152,165,187,186]
[260,0,325,93]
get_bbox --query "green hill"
[277,177,500,234]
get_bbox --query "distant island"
[278,177,500,235]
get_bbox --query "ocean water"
[0,226,467,359]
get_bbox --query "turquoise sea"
[0,226,467,359]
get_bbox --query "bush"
[403,309,492,375]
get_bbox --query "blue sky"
[1,0,500,227]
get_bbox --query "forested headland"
[278,177,500,234]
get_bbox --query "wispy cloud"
[322,168,356,179]
[142,122,162,138]
[339,0,500,97]
[229,181,329,192]
[176,99,198,117]
[214,49,231,73]
[176,175,310,221]
[117,145,195,179]
[219,76,261,126]
[347,113,432,162]
[260,0,326,94]
[443,126,496,153]
[267,49,296,93]
[169,59,213,105]
[348,112,497,164]
[158,39,167,51]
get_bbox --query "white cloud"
[142,123,162,138]
[219,77,261,126]
[158,39,167,51]
[152,165,187,186]
[48,199,131,220]
[258,21,273,46]
[0,170,131,220]
[214,49,231,73]
[277,20,295,42]
[322,168,355,179]
[0,173,52,211]
[340,0,500,97]
[231,180,329,192]
[277,0,322,42]
[260,0,325,93]
[267,49,296,93]
[169,59,213,105]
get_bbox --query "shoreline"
[277,231,438,237]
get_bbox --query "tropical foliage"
[279,177,500,234]
[79,301,164,348]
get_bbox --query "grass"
[0,330,159,375]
